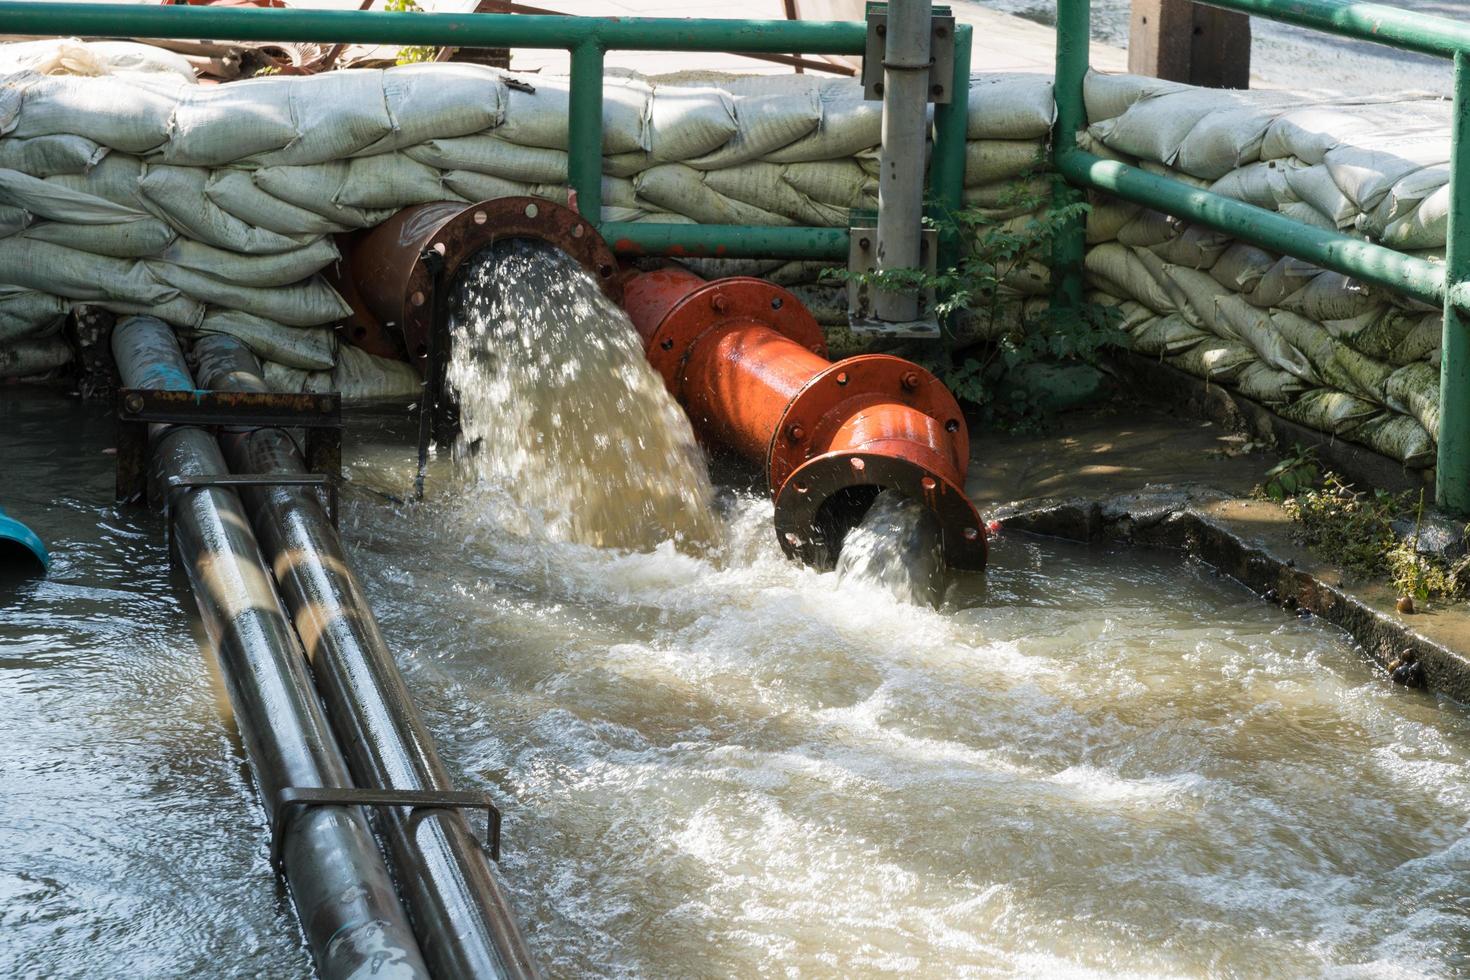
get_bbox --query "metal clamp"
[862,2,955,103]
[164,473,338,561]
[115,386,342,505]
[845,208,941,338]
[270,787,503,870]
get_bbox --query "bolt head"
[786,423,806,443]
[901,371,921,391]
[711,294,729,314]
[124,393,144,414]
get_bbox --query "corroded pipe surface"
[111,316,430,980]
[336,196,620,368]
[193,335,539,980]
[622,269,986,570]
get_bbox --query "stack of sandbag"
[0,39,1055,398]
[1080,70,1449,468]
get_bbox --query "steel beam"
[1439,52,1470,513]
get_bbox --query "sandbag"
[1353,412,1434,467]
[0,134,106,176]
[146,262,350,326]
[1083,242,1177,313]
[11,71,188,152]
[403,135,568,183]
[1165,338,1256,382]
[635,164,792,226]
[0,334,70,378]
[966,73,1054,140]
[21,217,175,258]
[0,287,66,344]
[1384,361,1441,439]
[782,160,874,209]
[1235,360,1308,406]
[1082,70,1189,125]
[1278,271,1381,322]
[362,63,506,154]
[141,165,316,254]
[1130,312,1209,356]
[763,78,881,163]
[190,309,337,371]
[964,139,1045,185]
[1209,158,1302,210]
[206,169,377,236]
[686,77,822,169]
[1281,388,1377,434]
[648,83,737,162]
[1215,292,1315,380]
[159,236,339,288]
[0,166,146,223]
[496,73,647,153]
[1209,243,1275,294]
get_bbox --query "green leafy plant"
[1280,471,1470,603]
[386,0,438,65]
[825,168,1127,431]
[1259,443,1319,501]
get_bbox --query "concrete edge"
[995,489,1470,703]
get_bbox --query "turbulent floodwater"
[8,385,1470,974]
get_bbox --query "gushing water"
[835,490,945,606]
[446,240,720,552]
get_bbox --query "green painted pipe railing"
[1053,0,1470,514]
[0,2,971,265]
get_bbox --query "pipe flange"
[644,278,827,391]
[773,450,987,571]
[767,354,969,495]
[344,196,619,366]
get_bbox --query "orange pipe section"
[623,267,986,571]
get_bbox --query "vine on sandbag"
[826,168,1127,432]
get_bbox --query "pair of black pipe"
[112,317,536,980]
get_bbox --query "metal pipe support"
[873,0,933,322]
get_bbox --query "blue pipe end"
[0,506,49,576]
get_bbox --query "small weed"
[1259,443,1319,502]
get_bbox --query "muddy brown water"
[6,389,1470,977]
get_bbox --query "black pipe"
[111,317,431,980]
[192,335,539,980]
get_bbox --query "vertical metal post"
[874,0,933,322]
[568,40,605,224]
[929,21,972,271]
[1051,0,1090,313]
[1438,51,1470,514]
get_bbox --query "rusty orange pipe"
[624,267,986,571]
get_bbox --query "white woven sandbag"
[1258,100,1447,164]
[142,165,315,254]
[1215,292,1314,380]
[439,171,534,204]
[964,139,1045,186]
[1157,264,1231,335]
[0,237,180,308]
[1275,200,1337,232]
[159,236,338,289]
[1235,360,1308,406]
[338,153,451,210]
[1283,165,1356,229]
[22,218,175,258]
[1343,309,1439,367]
[1082,71,1189,125]
[1279,270,1381,322]
[782,160,873,209]
[249,71,400,166]
[403,135,567,183]
[1322,344,1394,404]
[1086,197,1141,244]
[0,39,195,80]
[1385,361,1441,438]
[45,153,148,210]
[206,169,383,236]
[359,63,506,155]
[1117,209,1179,248]
[1083,242,1176,314]
[1354,412,1434,465]
[0,134,107,176]
[704,163,841,226]
[1381,181,1450,250]
[1210,158,1302,211]
[1269,309,1338,375]
[1209,243,1275,294]
[496,73,647,153]
[164,75,296,166]
[763,78,881,164]
[1150,224,1232,269]
[316,343,421,402]
[1281,388,1377,434]
[1173,94,1300,180]
[191,309,337,371]
[686,78,822,169]
[1130,312,1210,356]
[1165,338,1256,382]
[1088,89,1226,169]
[0,334,70,378]
[967,73,1054,140]
[634,164,792,226]
[13,71,187,152]
[147,262,350,327]
[1325,131,1451,213]
[648,83,737,162]
[0,287,66,344]
[0,167,146,224]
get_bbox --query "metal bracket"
[862,2,955,104]
[163,473,338,563]
[270,786,503,871]
[846,210,941,339]
[115,387,342,505]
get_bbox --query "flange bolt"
[786,423,806,443]
[901,371,921,391]
[124,393,144,414]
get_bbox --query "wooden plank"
[1129,0,1250,89]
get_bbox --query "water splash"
[446,240,720,552]
[835,489,945,606]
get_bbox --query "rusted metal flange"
[639,276,826,392]
[341,196,620,366]
[767,354,968,496]
[773,451,986,571]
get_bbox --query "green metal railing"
[0,2,970,263]
[1053,0,1470,513]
